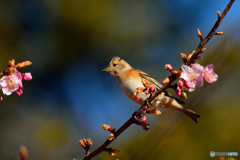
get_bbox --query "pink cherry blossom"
[0,72,23,96]
[181,64,204,91]
[23,72,32,81]
[203,64,218,83]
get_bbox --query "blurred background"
[0,0,239,159]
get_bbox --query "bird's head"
[102,56,132,77]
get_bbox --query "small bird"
[102,56,200,123]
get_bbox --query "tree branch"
[81,0,235,159]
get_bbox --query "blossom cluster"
[134,79,155,101]
[0,72,32,96]
[176,63,218,97]
[0,59,32,101]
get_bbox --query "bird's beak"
[102,67,111,72]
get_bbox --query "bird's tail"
[178,108,201,123]
[152,95,201,123]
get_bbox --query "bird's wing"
[138,71,162,89]
[138,70,185,105]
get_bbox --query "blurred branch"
[80,0,235,159]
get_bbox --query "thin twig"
[82,0,235,159]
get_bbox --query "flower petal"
[0,77,9,87]
[188,82,196,92]
[203,64,218,83]
[2,87,13,95]
[181,65,192,75]
[191,64,204,73]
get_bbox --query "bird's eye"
[113,63,117,67]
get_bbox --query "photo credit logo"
[210,151,238,157]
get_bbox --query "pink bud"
[177,79,184,87]
[142,115,147,123]
[176,86,182,96]
[15,87,23,96]
[136,93,141,101]
[23,72,32,81]
[18,82,23,89]
[165,64,173,71]
[0,96,3,102]
[150,87,155,92]
[185,81,193,88]
[144,89,150,94]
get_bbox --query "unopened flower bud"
[144,89,150,94]
[217,11,221,19]
[23,72,32,81]
[165,64,173,71]
[78,139,85,148]
[150,87,155,92]
[8,59,15,67]
[177,79,184,87]
[102,124,111,131]
[142,115,147,123]
[0,96,3,102]
[15,88,23,96]
[200,48,206,52]
[180,53,187,59]
[215,31,224,35]
[84,138,92,147]
[187,50,195,60]
[108,133,115,141]
[17,61,32,69]
[162,77,170,84]
[176,86,182,96]
[136,93,141,101]
[197,28,203,41]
